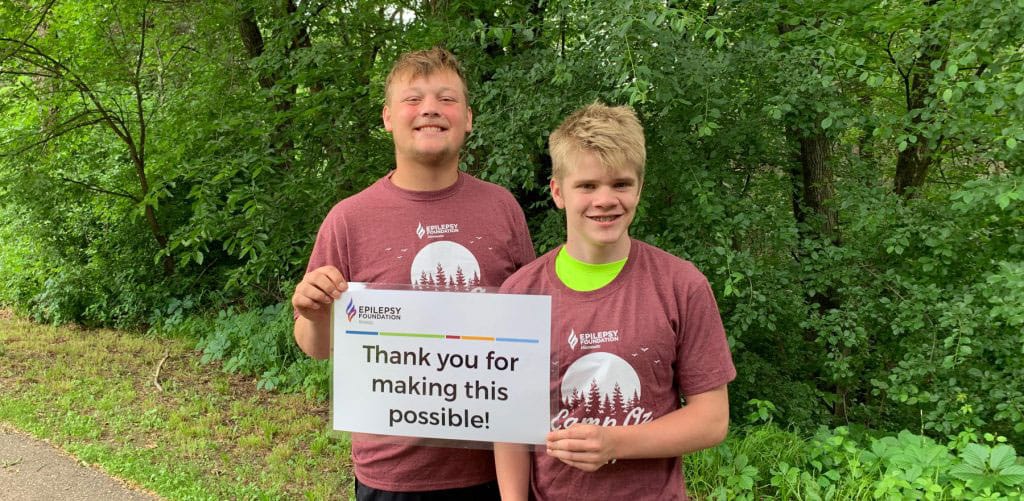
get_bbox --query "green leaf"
[942,88,953,102]
[821,116,833,129]
[961,443,990,469]
[989,444,1016,470]
[947,63,959,76]
[1008,137,1018,150]
[999,465,1024,485]
[1015,81,1024,96]
[974,80,986,93]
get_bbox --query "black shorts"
[354,478,501,501]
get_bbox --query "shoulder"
[500,248,555,292]
[633,240,711,288]
[461,173,519,204]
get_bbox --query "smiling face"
[551,149,642,263]
[382,69,473,171]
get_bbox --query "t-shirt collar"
[382,169,465,201]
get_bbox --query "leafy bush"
[160,303,329,401]
[685,419,1024,499]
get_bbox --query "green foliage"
[2,0,1023,459]
[162,303,329,400]
[950,443,1024,492]
[686,423,1024,499]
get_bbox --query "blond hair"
[549,102,646,182]
[384,47,469,104]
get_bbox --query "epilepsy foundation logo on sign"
[346,299,357,322]
[357,305,402,321]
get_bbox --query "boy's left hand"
[545,424,618,472]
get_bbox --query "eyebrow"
[400,86,460,95]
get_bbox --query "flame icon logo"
[568,329,578,350]
[346,299,357,322]
[416,222,426,239]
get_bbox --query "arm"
[292,265,347,359]
[494,443,531,501]
[544,385,729,472]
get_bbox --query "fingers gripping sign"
[545,424,619,472]
[292,266,347,320]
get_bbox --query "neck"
[390,158,460,191]
[563,237,631,264]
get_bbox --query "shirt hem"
[355,473,498,493]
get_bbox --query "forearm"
[294,314,331,360]
[609,385,729,459]
[494,443,531,501]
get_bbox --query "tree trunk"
[788,131,846,418]
[790,133,840,246]
[893,0,944,198]
[236,1,313,171]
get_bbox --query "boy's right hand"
[292,266,347,320]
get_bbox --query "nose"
[593,186,619,208]
[419,96,441,117]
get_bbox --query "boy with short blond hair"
[496,102,735,500]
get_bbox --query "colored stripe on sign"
[345,330,538,344]
[346,330,378,336]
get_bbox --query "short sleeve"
[675,276,736,396]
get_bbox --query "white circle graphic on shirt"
[560,352,641,408]
[409,240,482,291]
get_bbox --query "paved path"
[0,426,159,501]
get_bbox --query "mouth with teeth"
[588,215,621,223]
[414,124,448,133]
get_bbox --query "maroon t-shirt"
[303,171,535,491]
[500,240,736,501]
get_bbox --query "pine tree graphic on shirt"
[560,352,643,421]
[409,240,481,291]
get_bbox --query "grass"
[0,312,353,500]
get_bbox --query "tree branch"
[58,176,140,202]
[885,31,912,111]
[135,5,148,168]
[2,37,134,143]
[0,111,107,157]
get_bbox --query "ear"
[382,105,393,132]
[466,106,473,133]
[550,178,565,209]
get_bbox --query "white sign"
[332,285,551,445]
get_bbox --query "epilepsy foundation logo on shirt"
[568,328,620,350]
[416,221,460,239]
